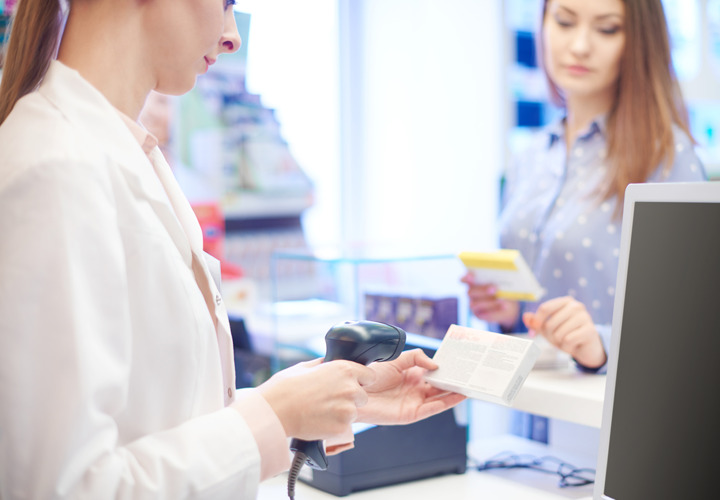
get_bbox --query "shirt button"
[215,294,222,306]
[227,387,233,398]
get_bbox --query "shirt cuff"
[233,388,292,480]
[574,323,611,374]
[489,302,526,334]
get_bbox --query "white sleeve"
[0,159,262,499]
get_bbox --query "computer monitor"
[594,181,720,500]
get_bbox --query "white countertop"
[259,469,594,500]
[512,367,606,428]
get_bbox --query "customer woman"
[0,1,464,498]
[463,0,706,371]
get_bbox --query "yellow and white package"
[459,249,545,301]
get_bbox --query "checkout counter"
[227,248,605,499]
[257,365,605,499]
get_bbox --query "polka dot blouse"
[500,116,707,330]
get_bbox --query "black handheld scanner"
[323,320,406,364]
[288,320,406,470]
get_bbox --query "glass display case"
[261,244,468,370]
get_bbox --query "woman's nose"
[570,27,591,56]
[220,11,242,54]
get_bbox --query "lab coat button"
[215,294,222,305]
[227,387,233,398]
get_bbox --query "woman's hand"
[356,349,466,425]
[255,358,376,441]
[522,296,607,369]
[461,271,520,329]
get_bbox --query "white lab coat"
[0,61,263,498]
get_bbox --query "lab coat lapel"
[148,148,236,401]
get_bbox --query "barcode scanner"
[286,320,407,499]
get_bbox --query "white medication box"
[424,324,541,406]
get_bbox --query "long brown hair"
[538,0,694,207]
[0,0,64,125]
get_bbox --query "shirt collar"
[547,113,607,148]
[116,110,159,156]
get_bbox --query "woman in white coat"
[0,1,465,498]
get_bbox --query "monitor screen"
[596,183,720,499]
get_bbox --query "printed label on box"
[424,324,540,406]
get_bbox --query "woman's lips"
[566,64,591,75]
[203,57,216,73]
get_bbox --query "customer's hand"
[255,359,376,441]
[523,296,607,369]
[461,271,520,330]
[357,349,466,425]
